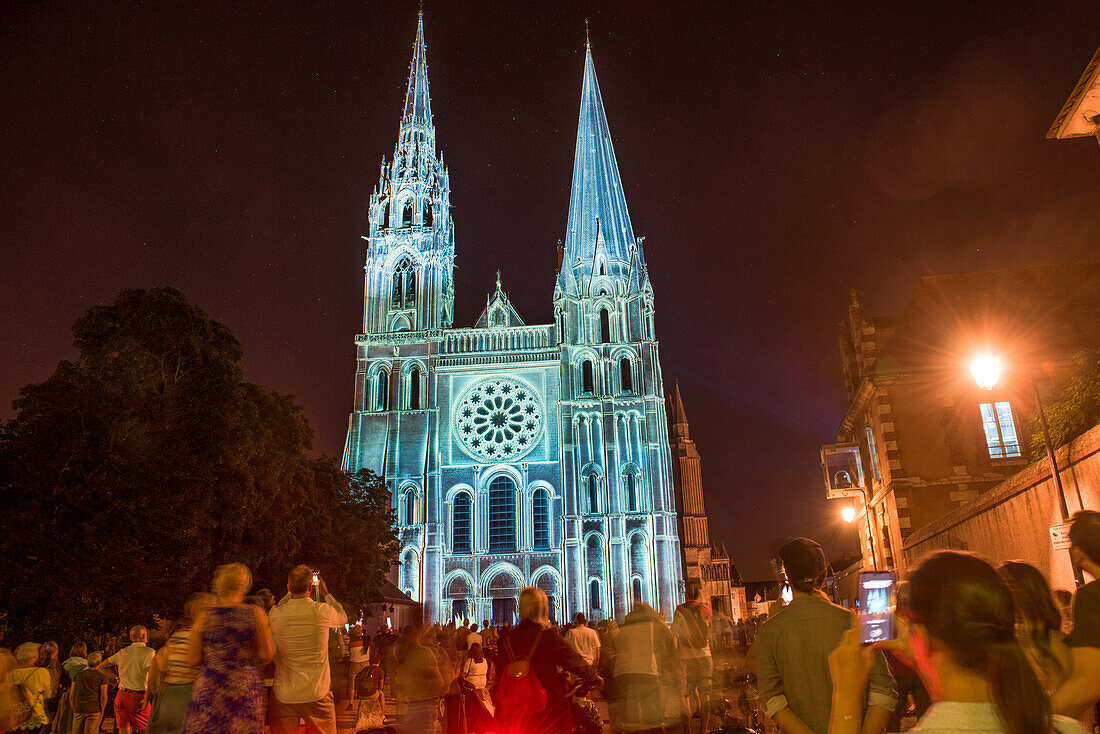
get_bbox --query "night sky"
[3,2,1099,580]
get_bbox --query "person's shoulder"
[1054,715,1089,734]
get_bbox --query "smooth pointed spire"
[669,381,690,440]
[564,42,638,286]
[402,12,432,126]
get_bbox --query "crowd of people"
[8,510,1100,734]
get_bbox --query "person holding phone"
[755,537,896,734]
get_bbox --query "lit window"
[452,491,472,553]
[532,489,550,550]
[488,476,516,552]
[865,424,881,483]
[980,401,1021,459]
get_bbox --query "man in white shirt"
[102,625,155,734]
[268,565,349,734]
[466,623,483,650]
[564,612,601,670]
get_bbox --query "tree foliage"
[0,287,397,640]
[1028,349,1100,457]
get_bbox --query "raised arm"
[253,606,275,664]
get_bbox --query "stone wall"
[903,423,1100,591]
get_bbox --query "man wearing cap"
[755,538,895,734]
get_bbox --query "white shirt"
[268,596,348,704]
[107,642,155,691]
[564,625,601,666]
[910,702,1086,733]
[462,657,488,689]
[466,632,483,649]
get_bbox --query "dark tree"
[1028,349,1100,457]
[0,287,397,640]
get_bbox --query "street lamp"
[841,506,857,523]
[971,354,1083,586]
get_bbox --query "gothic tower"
[362,13,454,337]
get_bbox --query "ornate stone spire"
[562,41,641,293]
[669,380,690,441]
[402,12,432,128]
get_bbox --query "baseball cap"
[779,537,829,588]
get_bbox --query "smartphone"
[858,571,896,644]
[312,572,320,585]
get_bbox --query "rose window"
[454,377,543,462]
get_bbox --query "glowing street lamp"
[970,356,1000,391]
[841,506,857,523]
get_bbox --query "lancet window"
[391,258,416,309]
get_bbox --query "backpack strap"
[525,629,544,660]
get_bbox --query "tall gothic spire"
[669,380,690,441]
[402,12,432,127]
[563,42,639,288]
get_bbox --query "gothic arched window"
[375,371,389,412]
[632,576,643,603]
[620,358,633,394]
[581,360,594,395]
[532,489,550,550]
[392,258,416,310]
[402,201,413,227]
[599,309,611,343]
[423,201,433,226]
[589,578,602,611]
[452,491,472,553]
[557,311,565,342]
[625,472,637,512]
[488,476,516,553]
[586,474,599,514]
[401,488,415,525]
[407,367,421,410]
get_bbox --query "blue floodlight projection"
[342,13,683,623]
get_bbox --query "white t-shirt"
[910,702,1086,733]
[564,625,601,666]
[268,596,349,704]
[462,657,488,689]
[107,643,155,691]
[466,632,483,649]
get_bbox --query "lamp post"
[970,355,1083,586]
[842,488,879,570]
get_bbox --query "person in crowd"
[459,642,493,733]
[267,565,347,734]
[51,642,88,734]
[8,642,54,733]
[69,652,108,734]
[256,589,276,613]
[38,642,62,720]
[495,586,601,734]
[182,563,274,734]
[147,592,214,734]
[1055,510,1100,717]
[672,579,719,734]
[829,551,1085,734]
[564,613,601,675]
[756,538,895,734]
[373,626,399,703]
[465,623,482,652]
[480,621,496,653]
[999,560,1071,692]
[346,626,370,709]
[100,626,155,734]
[352,649,386,732]
[395,605,450,734]
[613,602,678,733]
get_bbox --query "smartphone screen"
[312,572,320,585]
[858,571,896,644]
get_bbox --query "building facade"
[342,15,683,624]
[667,382,742,619]
[828,263,1100,574]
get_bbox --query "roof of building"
[474,272,526,328]
[370,580,417,607]
[402,12,432,127]
[1047,45,1100,139]
[874,260,1100,378]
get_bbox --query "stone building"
[830,262,1100,573]
[1048,45,1100,149]
[668,382,742,618]
[341,15,683,624]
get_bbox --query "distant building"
[829,262,1100,574]
[668,382,744,619]
[1048,45,1100,149]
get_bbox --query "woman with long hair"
[999,560,1071,692]
[828,551,1084,734]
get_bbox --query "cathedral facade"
[342,15,684,624]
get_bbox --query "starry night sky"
[3,1,1099,579]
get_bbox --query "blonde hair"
[518,586,549,626]
[212,563,252,598]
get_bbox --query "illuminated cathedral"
[342,14,684,624]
